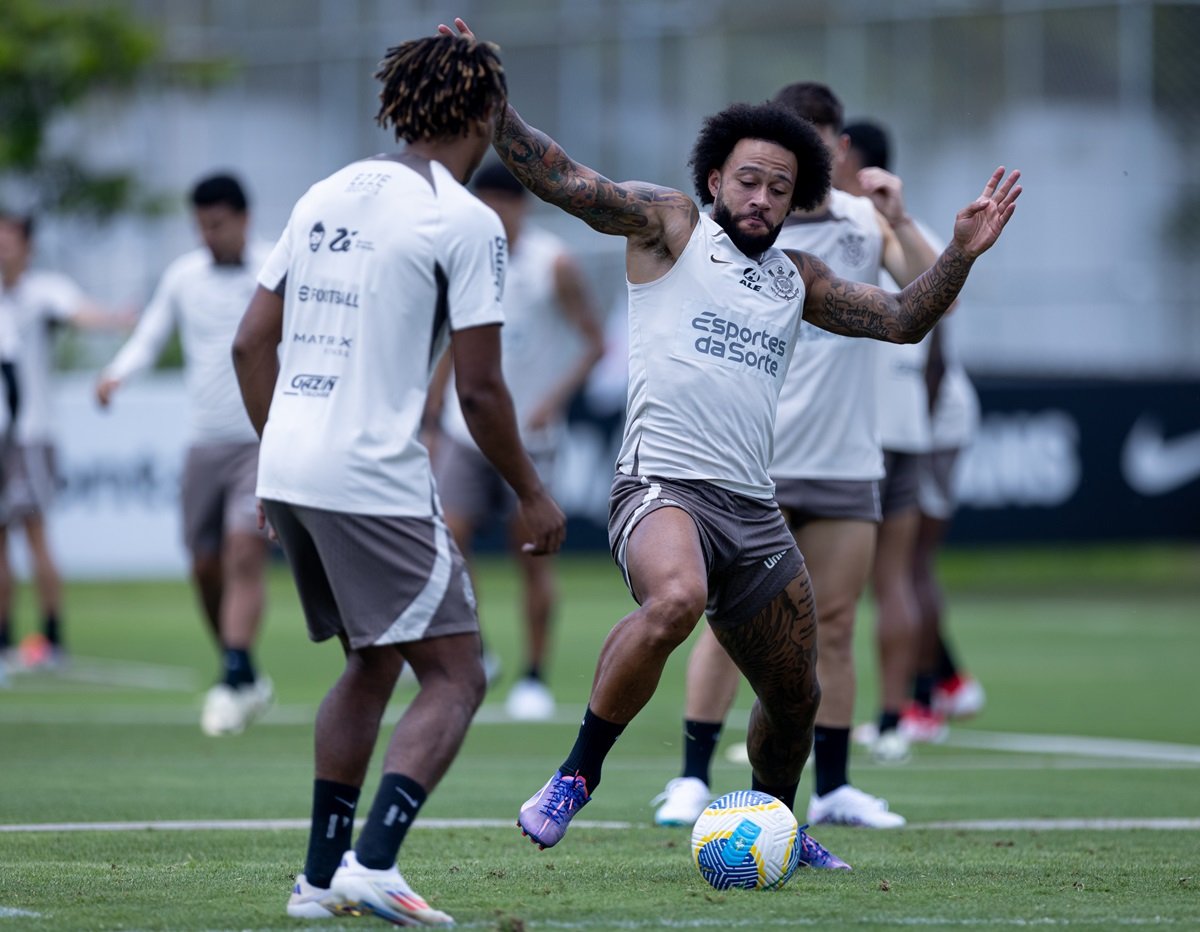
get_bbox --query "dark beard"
[712,198,783,258]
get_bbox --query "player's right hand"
[517,491,566,556]
[95,376,119,408]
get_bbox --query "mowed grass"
[1,545,1198,931]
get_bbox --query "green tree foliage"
[0,0,226,219]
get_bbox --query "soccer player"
[436,18,1020,863]
[0,210,133,670]
[428,160,604,721]
[840,121,987,733]
[95,174,275,736]
[653,84,937,830]
[232,32,565,925]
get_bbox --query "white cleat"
[324,850,454,926]
[200,676,274,736]
[933,674,986,720]
[505,677,555,721]
[870,728,912,765]
[807,784,906,829]
[286,873,342,919]
[651,776,712,826]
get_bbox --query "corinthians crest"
[761,259,800,301]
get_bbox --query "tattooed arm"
[793,167,1022,344]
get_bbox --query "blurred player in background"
[95,174,274,736]
[234,31,564,925]
[0,210,133,671]
[653,83,936,830]
[427,159,604,721]
[842,121,988,734]
[438,16,1020,864]
[833,122,935,763]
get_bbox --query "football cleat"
[517,771,590,848]
[505,677,556,721]
[651,776,712,826]
[870,728,913,765]
[899,703,949,744]
[932,673,986,720]
[806,784,906,829]
[324,850,453,926]
[796,824,852,870]
[286,873,345,919]
[201,675,274,736]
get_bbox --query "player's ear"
[707,167,721,200]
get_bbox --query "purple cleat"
[797,824,852,870]
[517,772,590,849]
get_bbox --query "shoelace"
[539,776,588,824]
[796,824,838,866]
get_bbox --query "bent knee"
[640,587,706,646]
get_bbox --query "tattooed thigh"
[710,570,819,709]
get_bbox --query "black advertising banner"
[950,378,1200,543]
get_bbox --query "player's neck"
[0,261,25,289]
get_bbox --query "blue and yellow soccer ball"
[690,790,802,890]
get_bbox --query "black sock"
[42,612,60,647]
[0,615,10,650]
[355,773,427,870]
[913,673,936,708]
[878,710,901,734]
[524,664,543,683]
[934,635,959,682]
[222,647,256,687]
[304,779,360,888]
[559,707,626,792]
[812,726,849,798]
[751,774,799,811]
[681,719,722,786]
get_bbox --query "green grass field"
[1,545,1198,931]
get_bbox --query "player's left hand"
[256,500,278,543]
[953,167,1022,259]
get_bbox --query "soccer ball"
[690,790,802,890]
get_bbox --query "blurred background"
[3,0,1198,575]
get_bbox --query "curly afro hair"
[688,101,830,213]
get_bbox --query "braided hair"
[375,34,507,143]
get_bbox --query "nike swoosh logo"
[1120,416,1200,495]
[710,254,734,264]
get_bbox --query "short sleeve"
[39,273,86,322]
[442,204,506,332]
[257,222,293,294]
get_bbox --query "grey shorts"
[608,473,803,628]
[918,447,963,521]
[181,442,263,556]
[880,450,922,517]
[433,434,555,526]
[2,442,59,523]
[774,477,882,526]
[262,500,479,649]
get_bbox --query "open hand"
[953,168,1022,259]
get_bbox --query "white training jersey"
[771,190,885,481]
[929,313,980,450]
[616,211,807,500]
[442,226,571,453]
[0,270,84,443]
[874,218,938,454]
[256,155,506,516]
[104,243,271,445]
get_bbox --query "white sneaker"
[200,676,274,736]
[871,728,912,764]
[286,873,340,919]
[505,677,555,721]
[325,850,454,926]
[933,674,986,719]
[651,776,712,826]
[807,784,906,829]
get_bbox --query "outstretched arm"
[438,18,695,251]
[797,167,1021,343]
